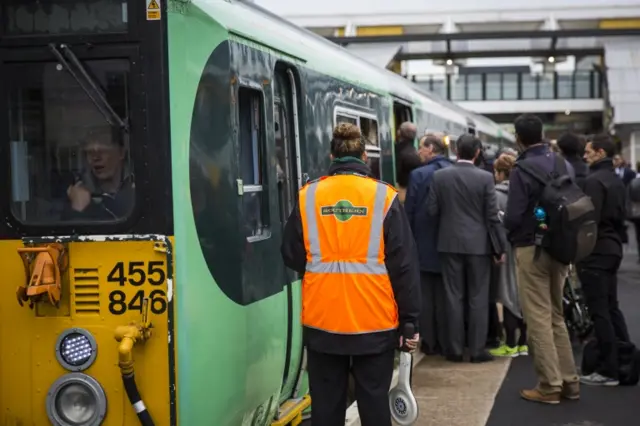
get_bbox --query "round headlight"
[46,373,107,426]
[55,328,97,371]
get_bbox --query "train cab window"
[2,0,129,36]
[238,87,270,242]
[6,58,134,224]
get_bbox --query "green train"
[0,1,515,425]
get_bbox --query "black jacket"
[280,159,421,355]
[504,144,575,247]
[395,139,422,188]
[566,156,589,191]
[579,158,627,263]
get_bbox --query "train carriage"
[0,1,514,426]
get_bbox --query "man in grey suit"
[426,134,505,363]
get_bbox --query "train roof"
[194,0,508,138]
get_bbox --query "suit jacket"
[405,155,454,273]
[426,161,502,256]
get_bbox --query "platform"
[343,242,640,426]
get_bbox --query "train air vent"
[72,268,100,315]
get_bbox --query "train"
[0,1,515,426]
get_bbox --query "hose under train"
[122,373,155,426]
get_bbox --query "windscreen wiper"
[49,43,129,132]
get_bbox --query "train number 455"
[107,261,168,315]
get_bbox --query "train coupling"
[16,242,68,309]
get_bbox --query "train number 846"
[106,261,168,315]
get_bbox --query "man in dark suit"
[426,134,505,363]
[405,133,454,356]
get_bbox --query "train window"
[238,87,270,242]
[336,114,358,126]
[334,108,381,178]
[6,59,134,224]
[360,117,381,179]
[360,118,379,147]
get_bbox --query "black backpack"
[517,155,597,265]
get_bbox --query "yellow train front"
[0,237,175,425]
[0,0,176,424]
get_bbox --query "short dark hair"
[456,134,482,161]
[422,133,446,155]
[557,132,585,157]
[589,133,616,158]
[514,114,543,147]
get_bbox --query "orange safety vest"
[299,173,400,335]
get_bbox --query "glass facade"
[414,70,602,101]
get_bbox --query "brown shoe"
[561,382,580,400]
[520,388,560,404]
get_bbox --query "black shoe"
[470,352,494,363]
[486,339,501,349]
[446,354,464,363]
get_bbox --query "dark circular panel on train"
[188,41,246,305]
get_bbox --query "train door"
[273,63,306,404]
[393,100,413,129]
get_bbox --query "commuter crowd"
[280,114,636,426]
[400,114,634,402]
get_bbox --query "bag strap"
[517,154,568,185]
[552,154,569,177]
[516,159,549,185]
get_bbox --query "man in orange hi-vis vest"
[281,123,421,426]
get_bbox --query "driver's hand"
[67,181,92,212]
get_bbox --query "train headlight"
[46,373,107,426]
[56,328,97,371]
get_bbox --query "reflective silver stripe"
[304,180,391,275]
[304,181,322,263]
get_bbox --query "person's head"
[456,134,483,162]
[330,123,366,161]
[584,133,616,166]
[493,153,516,183]
[556,132,586,158]
[496,146,518,158]
[396,122,417,144]
[418,132,446,162]
[613,153,624,168]
[514,114,544,149]
[81,128,125,184]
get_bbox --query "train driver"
[281,123,421,426]
[63,128,134,221]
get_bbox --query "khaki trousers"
[515,246,579,393]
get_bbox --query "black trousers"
[307,348,395,426]
[419,272,446,354]
[487,303,501,347]
[577,255,630,379]
[503,308,527,348]
[633,220,640,258]
[441,253,491,357]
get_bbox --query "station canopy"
[327,27,640,62]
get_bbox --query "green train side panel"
[168,6,291,426]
